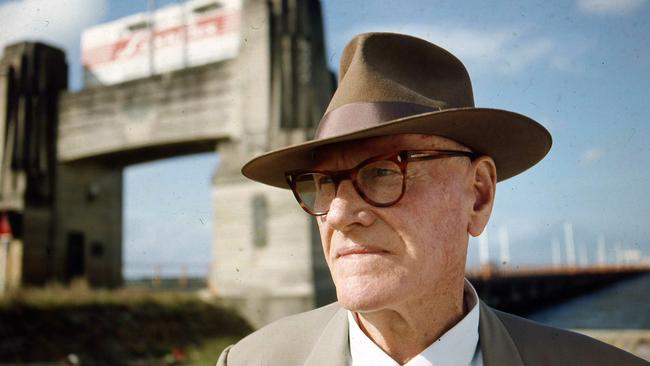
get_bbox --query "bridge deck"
[467,266,650,315]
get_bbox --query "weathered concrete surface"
[57,59,240,164]
[54,161,123,287]
[209,0,335,326]
[211,181,314,327]
[0,42,67,286]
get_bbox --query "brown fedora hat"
[242,32,552,188]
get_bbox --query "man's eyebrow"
[311,150,326,165]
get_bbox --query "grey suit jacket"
[217,301,648,365]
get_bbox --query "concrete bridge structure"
[0,0,335,325]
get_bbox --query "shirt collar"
[348,279,480,366]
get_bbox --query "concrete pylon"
[209,0,335,328]
[0,42,68,286]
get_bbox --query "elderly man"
[217,33,647,365]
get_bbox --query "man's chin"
[336,288,397,313]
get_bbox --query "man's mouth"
[336,246,388,258]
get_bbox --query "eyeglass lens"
[294,159,405,214]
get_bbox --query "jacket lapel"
[302,301,525,366]
[304,306,351,366]
[479,301,525,366]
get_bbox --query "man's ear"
[467,156,497,237]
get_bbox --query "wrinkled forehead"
[313,134,470,167]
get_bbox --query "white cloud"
[412,26,554,75]
[502,39,554,74]
[580,147,606,163]
[0,0,107,52]
[550,55,584,73]
[577,0,647,15]
[333,23,578,77]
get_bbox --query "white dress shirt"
[348,279,483,366]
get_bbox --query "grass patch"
[183,336,240,365]
[0,282,252,365]
[0,279,201,308]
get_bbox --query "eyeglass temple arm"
[406,150,479,162]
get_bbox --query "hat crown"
[241,32,551,189]
[326,32,475,115]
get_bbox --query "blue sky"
[1,0,649,276]
[319,0,650,268]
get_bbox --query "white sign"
[82,0,242,85]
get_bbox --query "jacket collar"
[304,306,351,366]
[478,301,525,366]
[303,301,524,366]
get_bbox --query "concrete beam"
[58,60,241,162]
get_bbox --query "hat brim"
[241,107,552,188]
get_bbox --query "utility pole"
[597,234,606,266]
[478,229,491,278]
[498,225,510,267]
[564,222,576,267]
[551,238,562,268]
[148,0,157,76]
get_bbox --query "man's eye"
[371,168,399,178]
[318,176,334,185]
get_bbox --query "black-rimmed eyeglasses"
[285,150,478,216]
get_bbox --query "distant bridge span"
[468,265,650,315]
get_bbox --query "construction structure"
[0,0,335,325]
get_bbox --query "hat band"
[314,101,440,139]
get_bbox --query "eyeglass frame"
[285,149,479,216]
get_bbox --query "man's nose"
[325,180,376,230]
